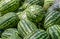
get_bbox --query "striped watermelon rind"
[47,25,60,39]
[24,29,49,39]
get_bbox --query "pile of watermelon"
[0,0,60,39]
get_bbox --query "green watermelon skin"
[18,19,38,37]
[1,28,22,39]
[0,12,19,30]
[0,0,20,15]
[44,11,60,29]
[24,29,49,39]
[47,25,60,39]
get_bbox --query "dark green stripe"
[53,25,60,37]
[26,30,45,39]
[52,26,58,39]
[0,14,16,25]
[45,11,60,28]
[37,32,47,39]
[45,11,55,19]
[31,0,40,5]
[1,1,17,12]
[33,31,45,38]
[21,20,32,34]
[18,21,27,37]
[25,30,39,39]
[41,33,48,39]
[19,20,27,36]
[0,0,19,14]
[50,26,58,39]
[45,11,54,21]
[25,20,37,32]
[0,0,15,11]
[45,11,58,24]
[0,16,16,29]
[24,20,32,32]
